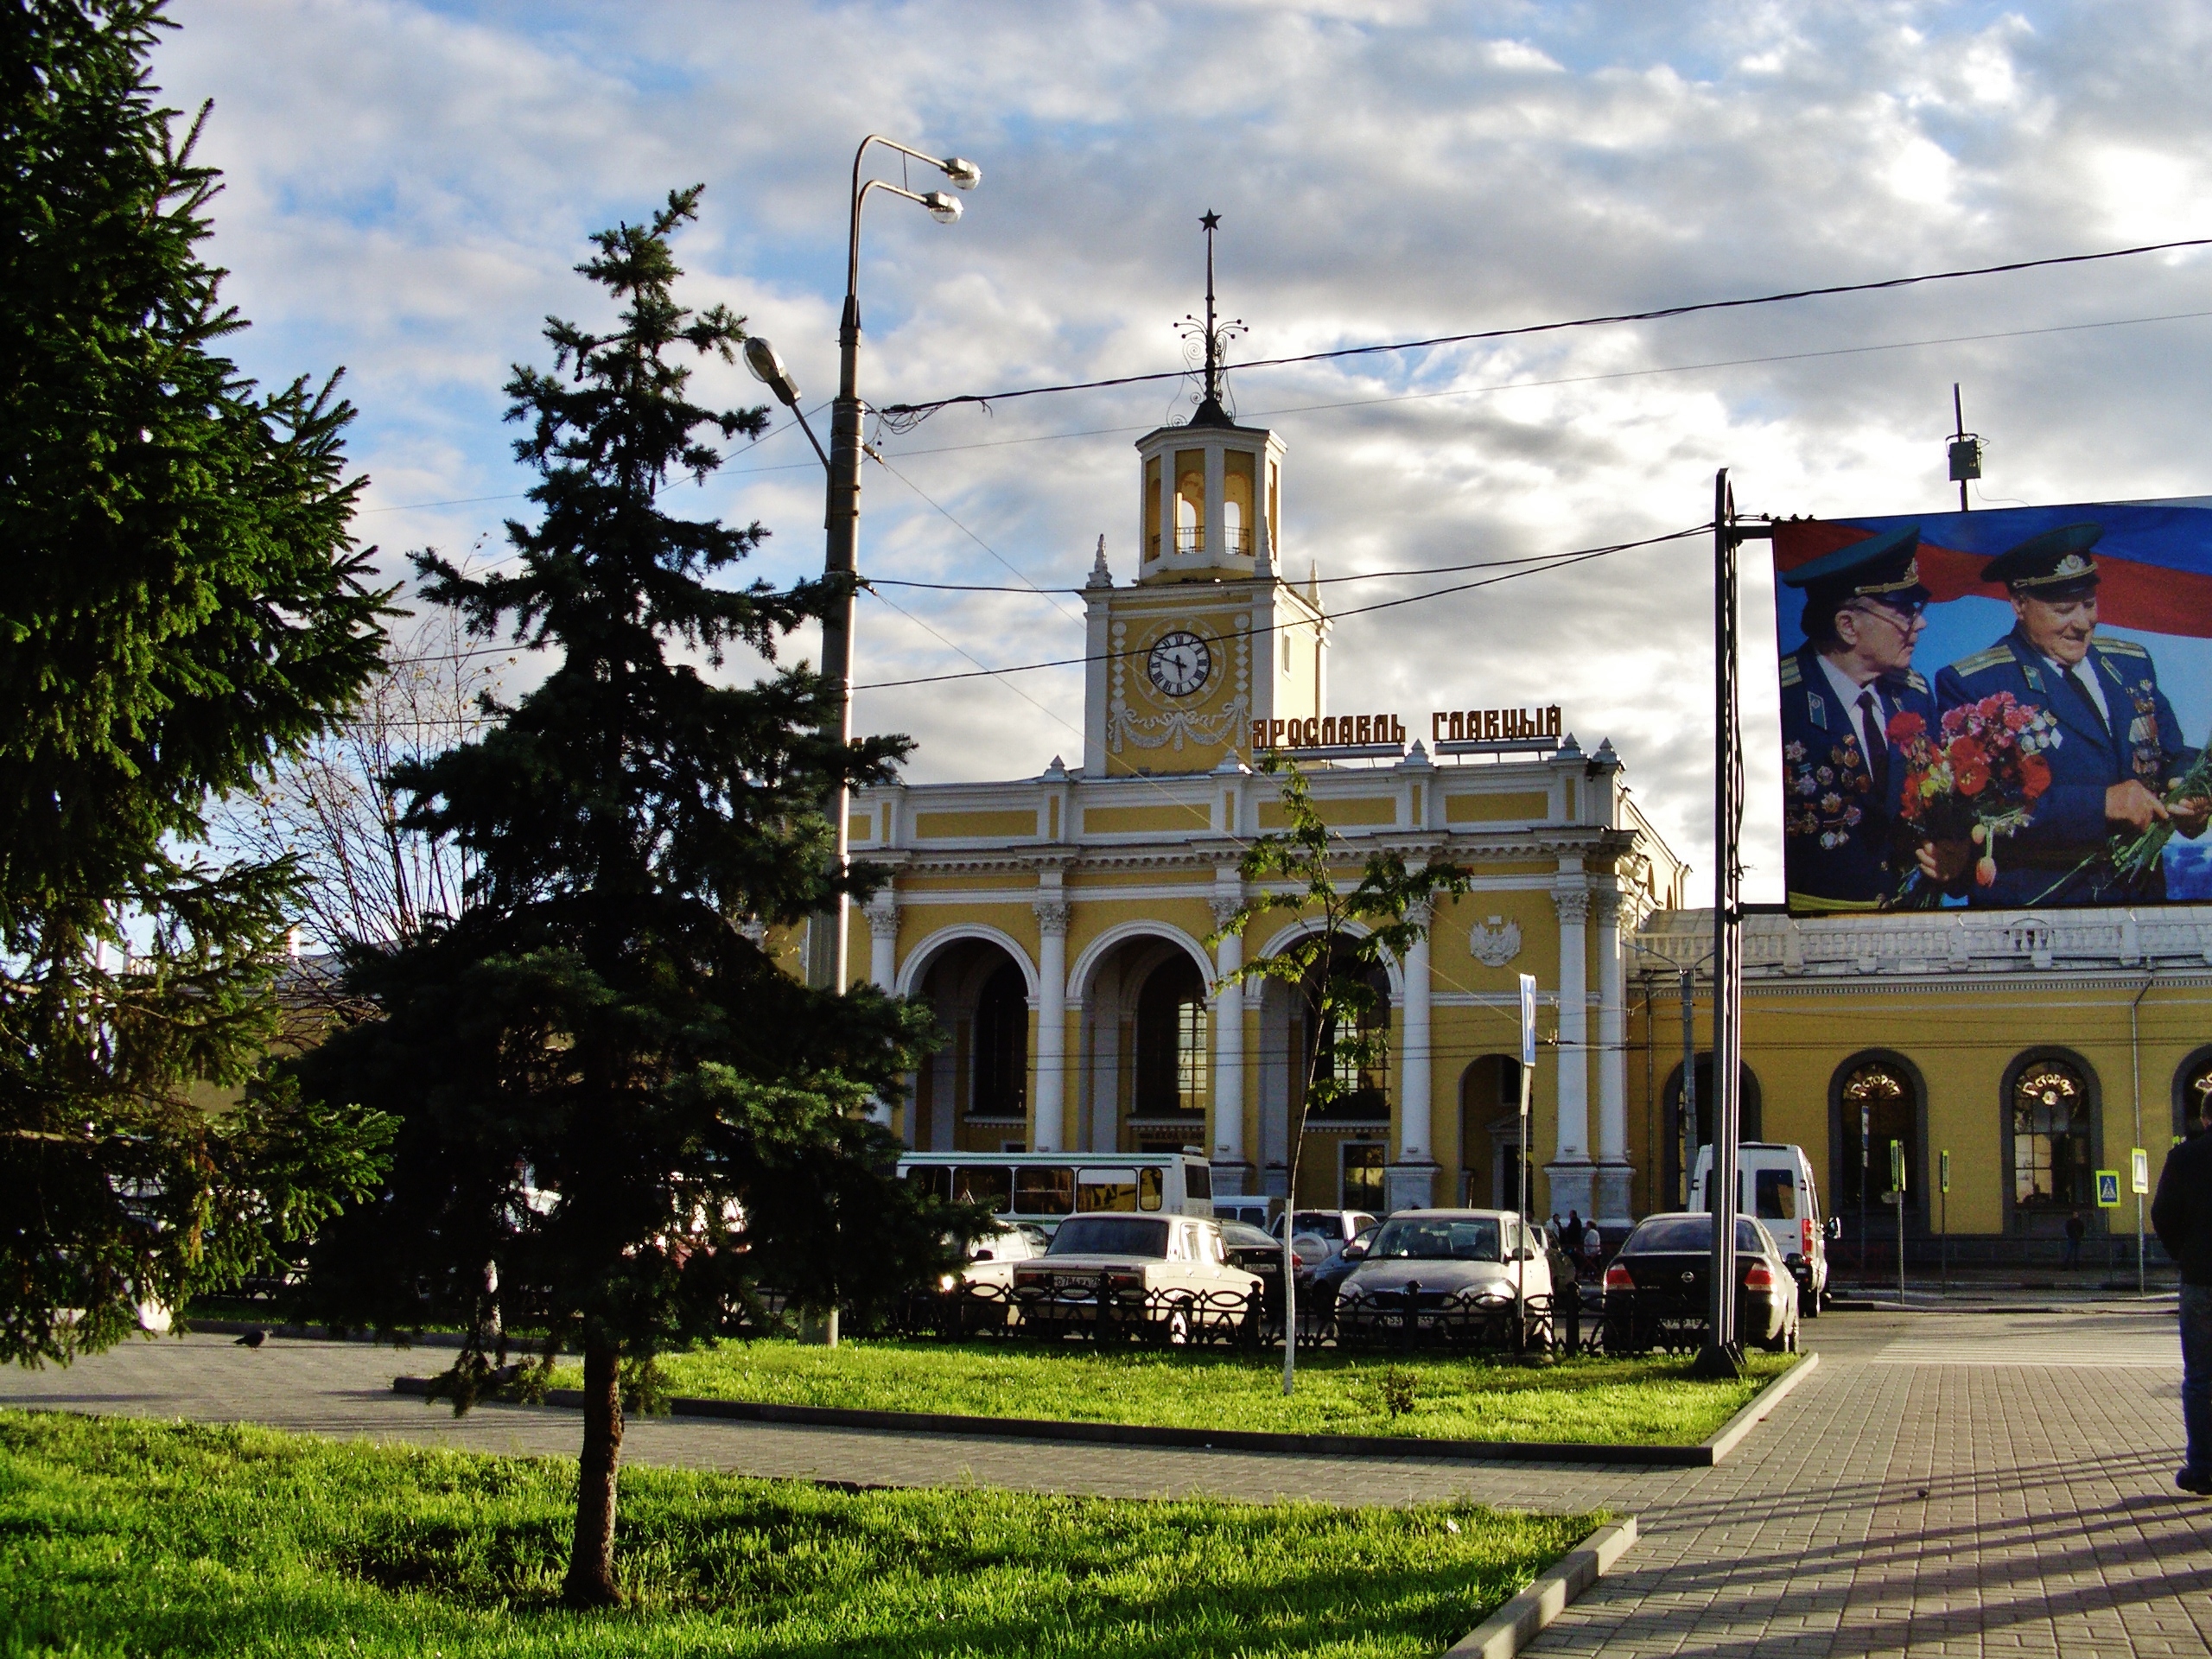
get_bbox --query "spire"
[1087,533,1112,588]
[1181,211,1243,429]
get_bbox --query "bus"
[897,1150,1215,1235]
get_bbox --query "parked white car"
[1332,1209,1554,1347]
[1012,1212,1262,1343]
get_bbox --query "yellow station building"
[816,393,2212,1260]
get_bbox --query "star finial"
[1199,210,1221,231]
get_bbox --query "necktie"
[2069,664,2111,743]
[1857,689,1890,806]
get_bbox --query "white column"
[1398,900,1433,1162]
[866,897,899,1129]
[1210,896,1246,1175]
[1593,887,1632,1225]
[1385,899,1438,1215]
[1033,900,1069,1153]
[866,896,898,990]
[1546,881,1596,1221]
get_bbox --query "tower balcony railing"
[1161,526,1253,558]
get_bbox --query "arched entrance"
[1659,1054,1763,1208]
[1460,1054,1529,1209]
[1829,1052,1924,1217]
[1071,930,1212,1156]
[907,934,1033,1154]
[2005,1049,2099,1236]
[1254,933,1393,1206]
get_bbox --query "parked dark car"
[1600,1212,1801,1355]
[1219,1221,1286,1324]
[1294,1221,1381,1326]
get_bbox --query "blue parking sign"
[1519,974,1536,1069]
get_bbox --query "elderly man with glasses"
[1778,525,1943,911]
[1935,523,2207,906]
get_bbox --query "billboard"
[1771,499,2212,914]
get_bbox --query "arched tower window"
[1135,957,1208,1117]
[1836,1059,1916,1212]
[2012,1057,2092,1212]
[969,961,1029,1121]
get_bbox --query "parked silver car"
[1332,1209,1553,1347]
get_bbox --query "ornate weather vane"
[1179,209,1244,426]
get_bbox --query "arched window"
[1662,1056,1764,1205]
[969,962,1029,1120]
[2176,1047,2212,1141]
[2012,1057,2092,1212]
[1135,957,1208,1117]
[1836,1059,1916,1212]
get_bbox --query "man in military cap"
[1935,522,2208,905]
[1778,524,1942,909]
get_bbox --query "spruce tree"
[294,189,950,1607]
[0,0,393,1364]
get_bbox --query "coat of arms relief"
[1470,917,1522,967]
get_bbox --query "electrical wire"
[877,235,2212,425]
[852,524,1707,690]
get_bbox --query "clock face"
[1147,631,1213,698]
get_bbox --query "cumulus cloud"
[157,0,2212,898]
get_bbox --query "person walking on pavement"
[1582,1217,1604,1273]
[2064,1210,2087,1269]
[2151,1098,2212,1496]
[1565,1210,1584,1273]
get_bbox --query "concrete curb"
[1703,1350,1819,1462]
[1442,1516,1639,1658]
[391,1352,1814,1467]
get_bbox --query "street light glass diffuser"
[742,336,801,406]
[941,156,982,190]
[923,190,962,224]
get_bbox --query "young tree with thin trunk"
[291,189,951,1607]
[0,0,395,1364]
[1210,759,1468,1394]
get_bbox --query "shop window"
[1837,1060,1916,1211]
[2012,1058,2092,1211]
[969,962,1028,1120]
[1344,1141,1387,1211]
[1135,957,1208,1116]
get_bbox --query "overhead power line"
[852,523,1707,690]
[878,235,2212,427]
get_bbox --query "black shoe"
[2177,1469,2212,1497]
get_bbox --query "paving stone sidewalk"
[1,1308,2203,1655]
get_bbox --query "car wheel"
[1802,1284,1821,1319]
[1160,1306,1192,1346]
[1600,1316,1637,1355]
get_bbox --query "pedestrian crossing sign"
[2132,1148,2150,1196]
[2094,1170,2122,1208]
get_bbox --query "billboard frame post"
[1679,969,1696,1207]
[1696,469,1768,1382]
[1516,972,1536,1354]
[1939,1149,1951,1296]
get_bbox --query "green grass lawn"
[0,1411,1597,1657]
[549,1339,1795,1445]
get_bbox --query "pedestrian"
[1582,1217,1604,1272]
[1565,1209,1584,1271]
[2151,1095,2212,1496]
[1549,1211,1564,1249]
[2063,1210,2086,1269]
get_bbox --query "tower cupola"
[1135,212,1286,584]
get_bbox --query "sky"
[153,0,2212,901]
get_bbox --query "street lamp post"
[765,137,977,993]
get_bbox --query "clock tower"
[1080,215,1325,776]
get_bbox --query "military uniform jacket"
[1779,642,1935,910]
[1932,629,2190,906]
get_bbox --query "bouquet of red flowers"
[1889,692,2060,900]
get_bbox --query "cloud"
[156,0,2212,898]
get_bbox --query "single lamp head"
[742,336,801,406]
[941,156,982,191]
[922,190,962,225]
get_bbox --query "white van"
[898,1151,1215,1236]
[1691,1142,1831,1313]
